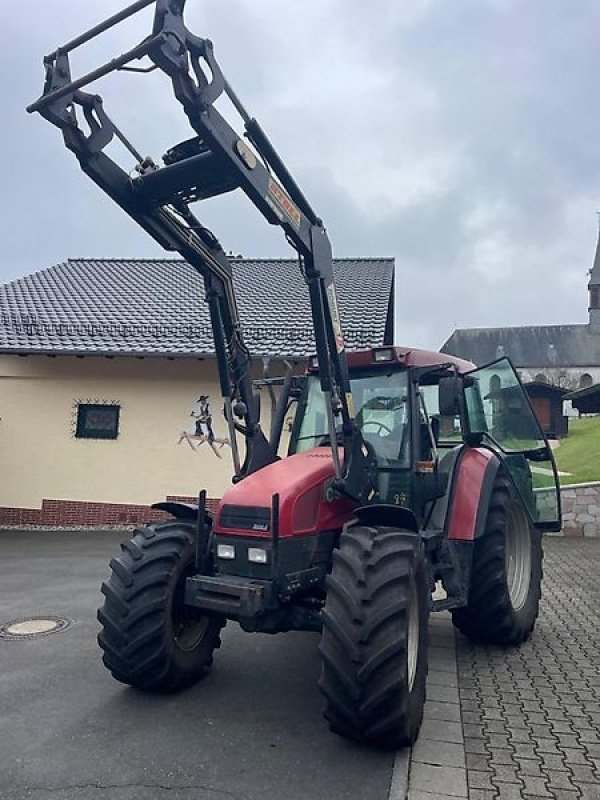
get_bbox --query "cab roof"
[309,346,475,374]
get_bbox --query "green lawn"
[553,416,600,485]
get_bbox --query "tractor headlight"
[217,544,236,560]
[248,547,268,564]
[373,347,393,362]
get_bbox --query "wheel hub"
[407,581,419,691]
[174,617,210,652]
[505,505,532,611]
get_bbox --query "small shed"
[524,381,569,439]
[564,383,600,415]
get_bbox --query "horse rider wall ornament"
[177,395,231,457]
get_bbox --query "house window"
[590,287,600,310]
[76,404,120,440]
[580,373,593,389]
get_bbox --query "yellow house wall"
[0,355,292,509]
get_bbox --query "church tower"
[590,219,600,334]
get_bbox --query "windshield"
[293,371,411,468]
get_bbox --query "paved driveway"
[1,532,599,800]
[456,539,600,800]
[0,531,392,800]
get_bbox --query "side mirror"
[438,376,462,416]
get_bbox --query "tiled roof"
[441,324,600,368]
[0,257,394,359]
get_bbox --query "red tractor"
[29,0,561,747]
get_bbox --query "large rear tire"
[97,521,225,691]
[319,526,428,748]
[451,474,542,645]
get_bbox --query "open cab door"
[463,357,562,533]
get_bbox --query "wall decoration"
[177,395,230,458]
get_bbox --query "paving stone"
[465,738,490,755]
[571,764,599,783]
[428,669,459,688]
[535,739,562,755]
[505,714,529,730]
[490,765,521,784]
[509,727,533,743]
[558,733,586,750]
[427,683,461,704]
[514,759,545,779]
[488,734,512,750]
[520,776,551,797]
[465,753,491,772]
[467,770,497,791]
[408,792,467,800]
[419,718,463,744]
[578,786,600,800]
[550,719,578,734]
[490,752,520,768]
[528,724,554,739]
[481,697,503,709]
[430,646,459,664]
[486,719,510,735]
[579,729,600,744]
[537,752,568,771]
[412,738,465,769]
[494,783,527,799]
[460,699,481,713]
[432,656,460,674]
[562,747,593,765]
[423,700,462,723]
[409,763,468,797]
[545,770,580,791]
[483,708,505,722]
[463,724,486,740]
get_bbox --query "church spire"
[589,216,600,333]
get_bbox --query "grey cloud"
[2,0,599,352]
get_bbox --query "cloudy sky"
[3,0,600,350]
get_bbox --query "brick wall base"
[0,496,219,529]
[560,483,600,537]
[5,486,596,535]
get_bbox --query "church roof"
[441,324,600,368]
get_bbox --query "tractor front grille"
[219,505,271,533]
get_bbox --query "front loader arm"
[27,0,376,501]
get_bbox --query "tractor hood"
[214,448,356,538]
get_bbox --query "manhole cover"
[0,616,72,640]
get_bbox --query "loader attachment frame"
[28,0,377,501]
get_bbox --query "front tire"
[97,521,225,691]
[319,526,428,748]
[451,474,542,645]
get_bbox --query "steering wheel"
[362,420,393,436]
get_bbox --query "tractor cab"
[290,346,561,534]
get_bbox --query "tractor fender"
[446,448,501,541]
[152,501,212,526]
[348,503,419,534]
